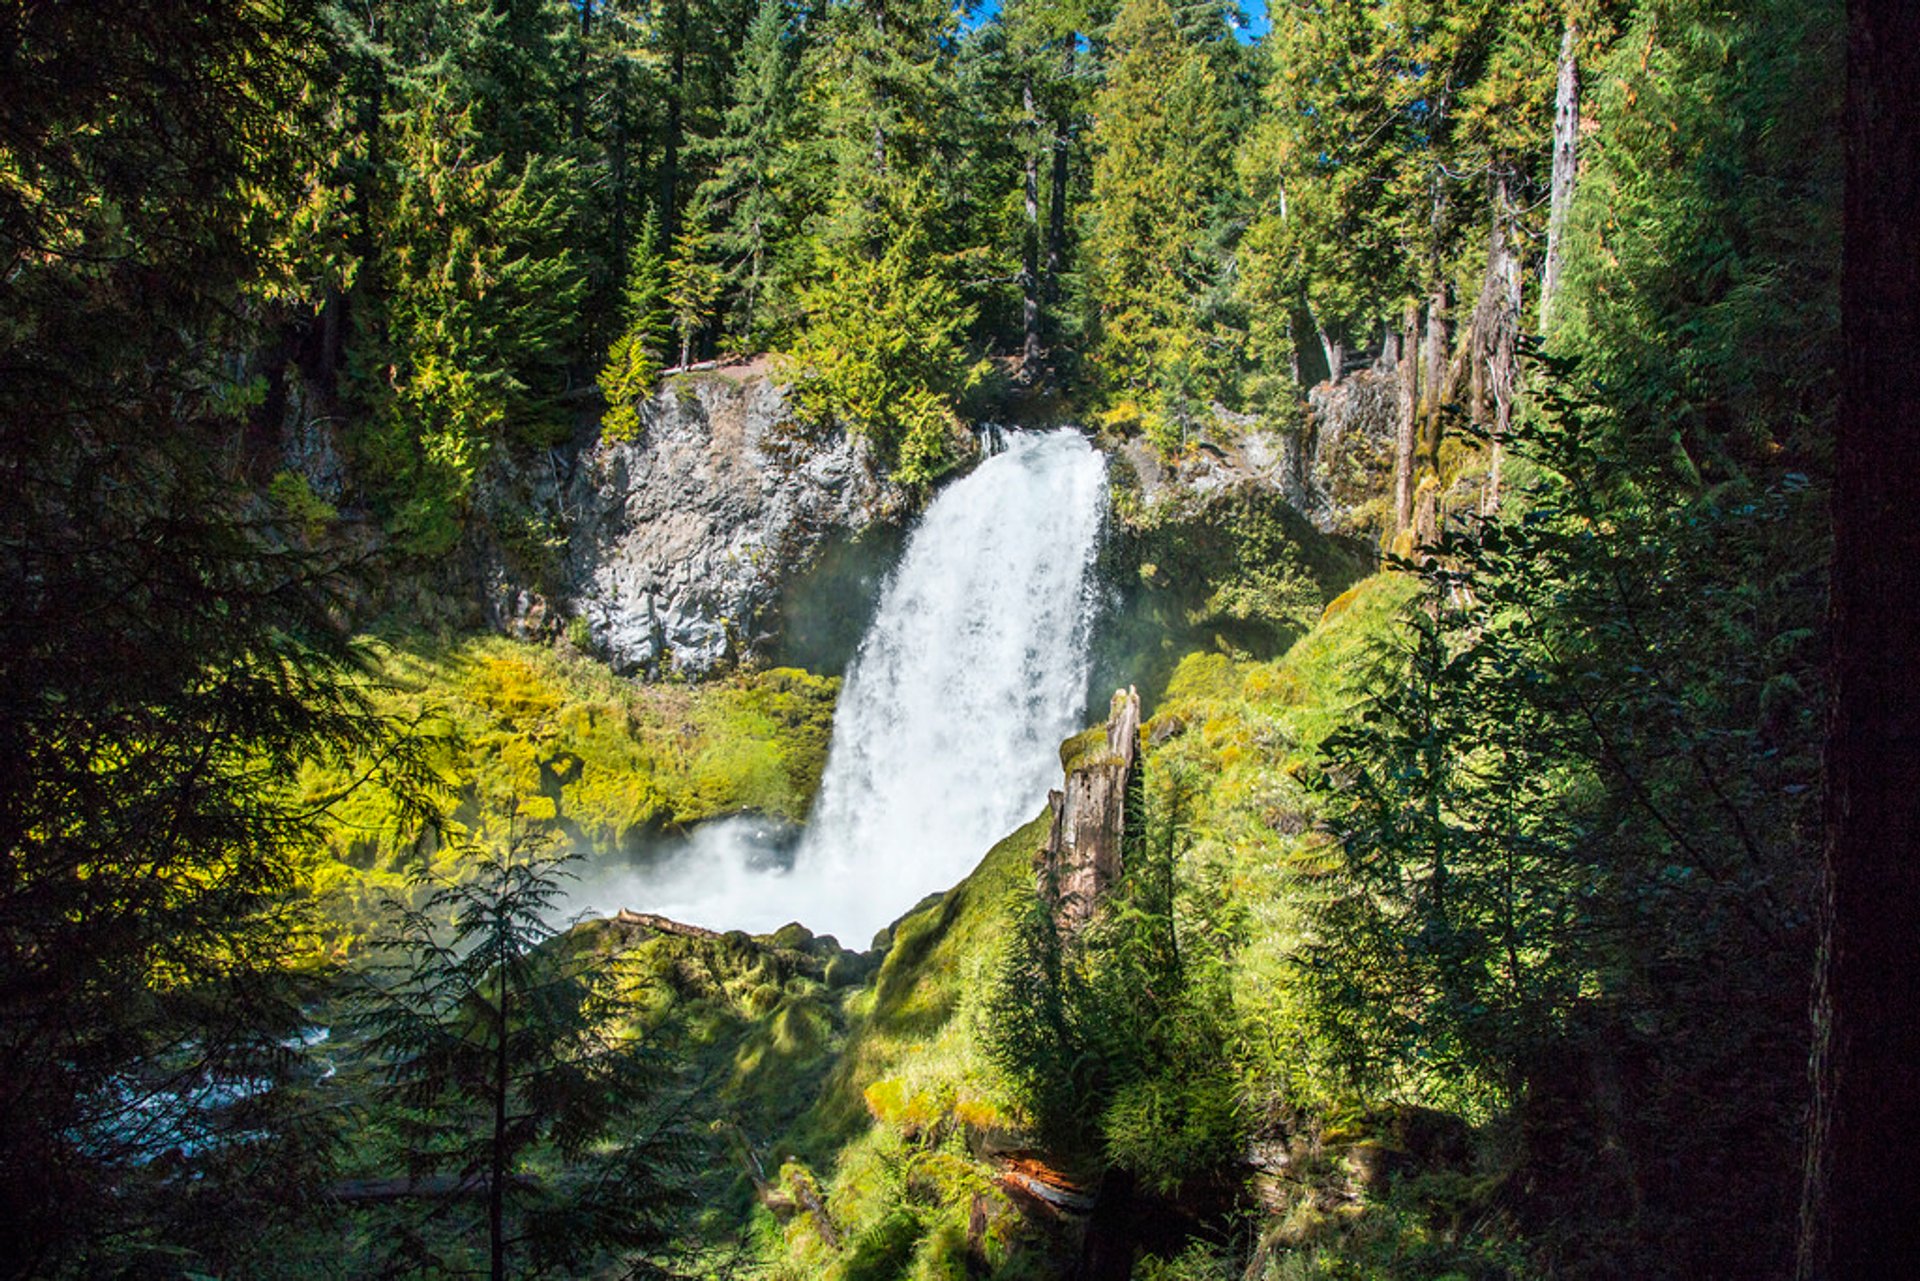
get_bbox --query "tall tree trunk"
[1311,306,1343,387]
[1395,300,1420,536]
[1286,309,1303,387]
[1482,167,1521,516]
[611,58,630,279]
[1539,17,1581,333]
[1425,281,1450,453]
[1424,175,1451,452]
[1045,40,1074,311]
[1022,72,1043,375]
[1800,3,1920,1277]
[490,956,510,1281]
[572,0,593,142]
[660,0,688,245]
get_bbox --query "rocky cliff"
[565,366,910,677]
[1110,370,1400,545]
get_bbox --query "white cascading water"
[562,429,1108,945]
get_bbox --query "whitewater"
[562,428,1108,946]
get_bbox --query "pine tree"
[0,4,437,1269]
[1084,0,1243,447]
[782,180,979,485]
[686,0,807,348]
[1307,362,1828,1270]
[349,29,586,553]
[597,216,672,442]
[355,833,693,1278]
[997,0,1113,371]
[665,227,724,367]
[779,0,983,482]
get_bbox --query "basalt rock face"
[1300,368,1399,540]
[1106,370,1401,544]
[565,370,908,678]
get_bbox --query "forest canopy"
[0,0,1884,1276]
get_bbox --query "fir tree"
[597,216,672,442]
[0,4,436,1268]
[350,44,586,553]
[686,0,807,348]
[665,227,724,367]
[1084,0,1244,446]
[354,832,694,1279]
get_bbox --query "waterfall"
[563,429,1108,946]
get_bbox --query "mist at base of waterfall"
[558,429,1108,945]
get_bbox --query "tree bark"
[1039,689,1140,931]
[1022,72,1043,375]
[1395,300,1420,535]
[1286,307,1303,387]
[1538,17,1580,333]
[1424,281,1450,449]
[572,0,593,143]
[1483,168,1521,517]
[659,0,688,246]
[1045,40,1074,311]
[1315,312,1344,387]
[491,955,509,1281]
[1799,2,1920,1277]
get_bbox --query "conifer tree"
[666,227,724,367]
[783,180,978,485]
[353,66,585,553]
[780,0,981,481]
[686,0,808,348]
[1084,0,1242,446]
[355,834,692,1278]
[597,217,673,442]
[0,3,436,1268]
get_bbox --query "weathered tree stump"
[1038,687,1141,929]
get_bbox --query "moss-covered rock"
[1089,480,1371,713]
[295,633,839,955]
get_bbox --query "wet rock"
[1300,369,1399,540]
[1107,371,1399,542]
[566,370,908,677]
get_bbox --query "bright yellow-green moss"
[296,634,838,955]
[754,814,1053,1279]
[1138,572,1415,1106]
[742,575,1421,1277]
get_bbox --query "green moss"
[1090,481,1371,711]
[296,635,839,955]
[735,575,1420,1275]
[1129,571,1418,1121]
[736,812,1064,1277]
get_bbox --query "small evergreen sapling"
[354,829,693,1279]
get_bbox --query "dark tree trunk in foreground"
[491,945,511,1281]
[1800,2,1920,1276]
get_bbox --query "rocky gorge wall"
[275,351,1398,680]
[273,362,915,678]
[1109,370,1401,547]
[563,367,912,677]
